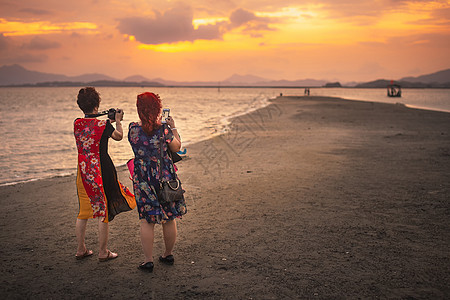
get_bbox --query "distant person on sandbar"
[128,92,187,273]
[73,87,135,262]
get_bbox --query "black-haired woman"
[74,87,135,261]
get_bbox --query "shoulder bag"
[157,126,185,204]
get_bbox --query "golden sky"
[1,0,449,82]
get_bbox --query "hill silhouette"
[1,64,449,88]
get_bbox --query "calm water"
[308,88,450,113]
[0,87,449,186]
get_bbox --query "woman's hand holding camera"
[111,109,124,141]
[115,109,124,123]
[166,116,176,129]
[166,116,181,151]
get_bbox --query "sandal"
[138,261,154,272]
[99,250,118,262]
[75,249,93,260]
[159,255,174,265]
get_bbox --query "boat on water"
[387,83,402,97]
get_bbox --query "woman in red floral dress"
[74,87,135,261]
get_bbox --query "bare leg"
[98,219,117,259]
[76,218,88,255]
[162,219,177,257]
[140,220,155,263]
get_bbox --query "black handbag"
[159,179,184,204]
[157,126,185,204]
[171,151,182,163]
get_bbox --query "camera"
[161,108,170,123]
[85,108,123,119]
[107,108,116,120]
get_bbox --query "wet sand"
[1,96,449,299]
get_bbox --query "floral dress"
[74,118,135,222]
[128,122,187,224]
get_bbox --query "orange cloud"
[0,18,98,36]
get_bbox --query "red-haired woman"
[128,92,186,272]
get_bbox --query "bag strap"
[158,125,177,182]
[158,126,164,182]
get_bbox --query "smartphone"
[161,108,170,123]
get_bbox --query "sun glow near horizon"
[136,34,268,53]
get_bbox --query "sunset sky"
[1,0,449,82]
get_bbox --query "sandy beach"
[1,96,449,299]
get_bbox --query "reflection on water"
[0,87,449,185]
[0,87,275,185]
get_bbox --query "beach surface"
[1,96,449,299]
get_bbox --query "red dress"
[74,118,135,222]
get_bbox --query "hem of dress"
[76,214,108,223]
[141,215,183,224]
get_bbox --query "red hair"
[136,92,162,136]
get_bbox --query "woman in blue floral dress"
[128,92,187,272]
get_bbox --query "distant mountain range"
[355,69,450,88]
[125,72,327,87]
[400,69,450,83]
[0,64,449,88]
[0,65,163,87]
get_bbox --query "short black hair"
[77,87,100,114]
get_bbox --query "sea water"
[0,87,449,186]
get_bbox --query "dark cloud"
[408,16,450,26]
[10,54,48,63]
[387,32,450,47]
[229,8,275,32]
[429,7,450,25]
[117,5,276,45]
[230,8,258,27]
[71,32,82,38]
[20,53,48,63]
[19,8,52,15]
[312,0,450,25]
[0,35,48,65]
[23,36,61,50]
[193,23,225,40]
[117,5,211,44]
